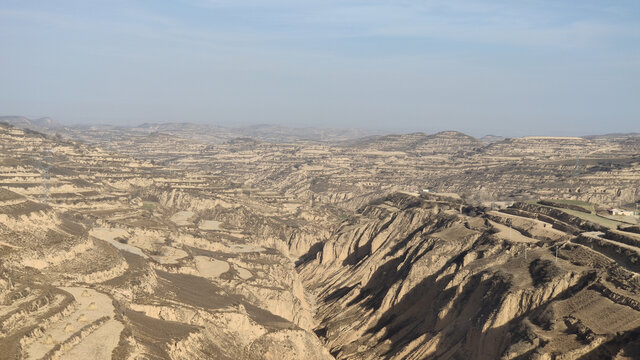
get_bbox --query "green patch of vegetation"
[557,208,623,229]
[545,199,595,212]
[528,198,623,229]
[309,177,330,193]
[142,201,157,210]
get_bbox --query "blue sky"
[0,0,639,136]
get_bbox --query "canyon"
[1,120,640,359]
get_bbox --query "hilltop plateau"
[55,121,638,210]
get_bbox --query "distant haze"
[1,0,639,137]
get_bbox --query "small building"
[608,208,635,216]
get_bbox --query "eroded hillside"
[1,123,640,359]
[299,193,640,359]
[0,124,333,359]
[55,125,640,209]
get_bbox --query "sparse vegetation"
[115,237,128,244]
[2,122,640,359]
[142,201,157,210]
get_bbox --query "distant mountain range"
[0,116,61,131]
[0,116,386,144]
[1,116,638,145]
[131,122,387,143]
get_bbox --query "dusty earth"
[1,122,640,359]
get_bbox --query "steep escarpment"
[0,125,333,360]
[299,193,640,359]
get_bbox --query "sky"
[0,0,639,136]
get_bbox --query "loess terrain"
[1,121,640,359]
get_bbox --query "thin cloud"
[0,0,638,134]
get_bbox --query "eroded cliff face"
[3,124,640,360]
[0,192,334,360]
[298,193,640,360]
[0,125,333,360]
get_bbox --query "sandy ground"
[198,220,222,231]
[63,320,124,359]
[488,220,538,243]
[90,227,148,258]
[151,245,188,265]
[557,289,640,334]
[234,265,253,280]
[25,287,123,360]
[0,240,21,249]
[488,210,567,241]
[397,190,420,197]
[194,256,230,277]
[582,231,640,253]
[435,192,462,199]
[170,211,195,226]
[602,214,639,225]
[229,244,265,253]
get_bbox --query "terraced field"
[1,123,640,359]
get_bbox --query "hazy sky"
[1,0,639,136]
